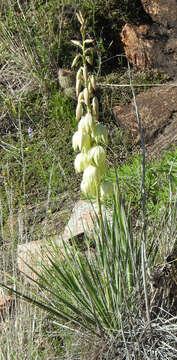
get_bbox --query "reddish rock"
[17,200,112,283]
[142,0,177,27]
[0,294,14,312]
[17,240,66,283]
[61,200,98,240]
[120,1,177,77]
[17,240,43,283]
[121,24,152,69]
[0,292,15,319]
[113,84,177,157]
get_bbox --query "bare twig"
[168,155,176,236]
[127,61,150,324]
[97,82,177,88]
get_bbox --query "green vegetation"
[0,88,78,227]
[106,149,177,220]
[0,2,176,360]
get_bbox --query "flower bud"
[76,12,84,25]
[84,39,94,44]
[74,153,89,173]
[84,88,89,106]
[71,40,83,49]
[92,97,99,120]
[76,68,83,81]
[88,81,93,97]
[80,24,86,34]
[76,79,82,97]
[90,75,96,90]
[83,65,88,83]
[76,102,82,121]
[71,54,81,68]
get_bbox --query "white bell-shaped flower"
[74,153,90,173]
[88,145,106,167]
[80,180,96,196]
[92,123,108,144]
[78,113,94,134]
[81,165,101,196]
[72,131,91,152]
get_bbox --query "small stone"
[58,68,75,89]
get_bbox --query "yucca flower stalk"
[71,12,113,210]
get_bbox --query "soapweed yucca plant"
[0,11,154,358]
[0,191,144,338]
[0,12,144,355]
[1,193,177,358]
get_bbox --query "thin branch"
[97,83,177,88]
[168,154,176,248]
[127,61,150,324]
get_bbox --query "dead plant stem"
[127,62,150,325]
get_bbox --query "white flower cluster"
[71,12,114,199]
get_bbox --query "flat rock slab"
[113,84,177,157]
[18,240,43,283]
[0,292,15,312]
[0,291,15,325]
[17,237,67,283]
[17,236,68,281]
[18,200,112,282]
[3,190,76,243]
[61,199,112,241]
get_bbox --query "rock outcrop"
[121,0,177,78]
[113,83,177,157]
[142,0,177,27]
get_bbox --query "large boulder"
[121,0,177,78]
[113,84,177,157]
[121,23,153,69]
[141,0,177,27]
